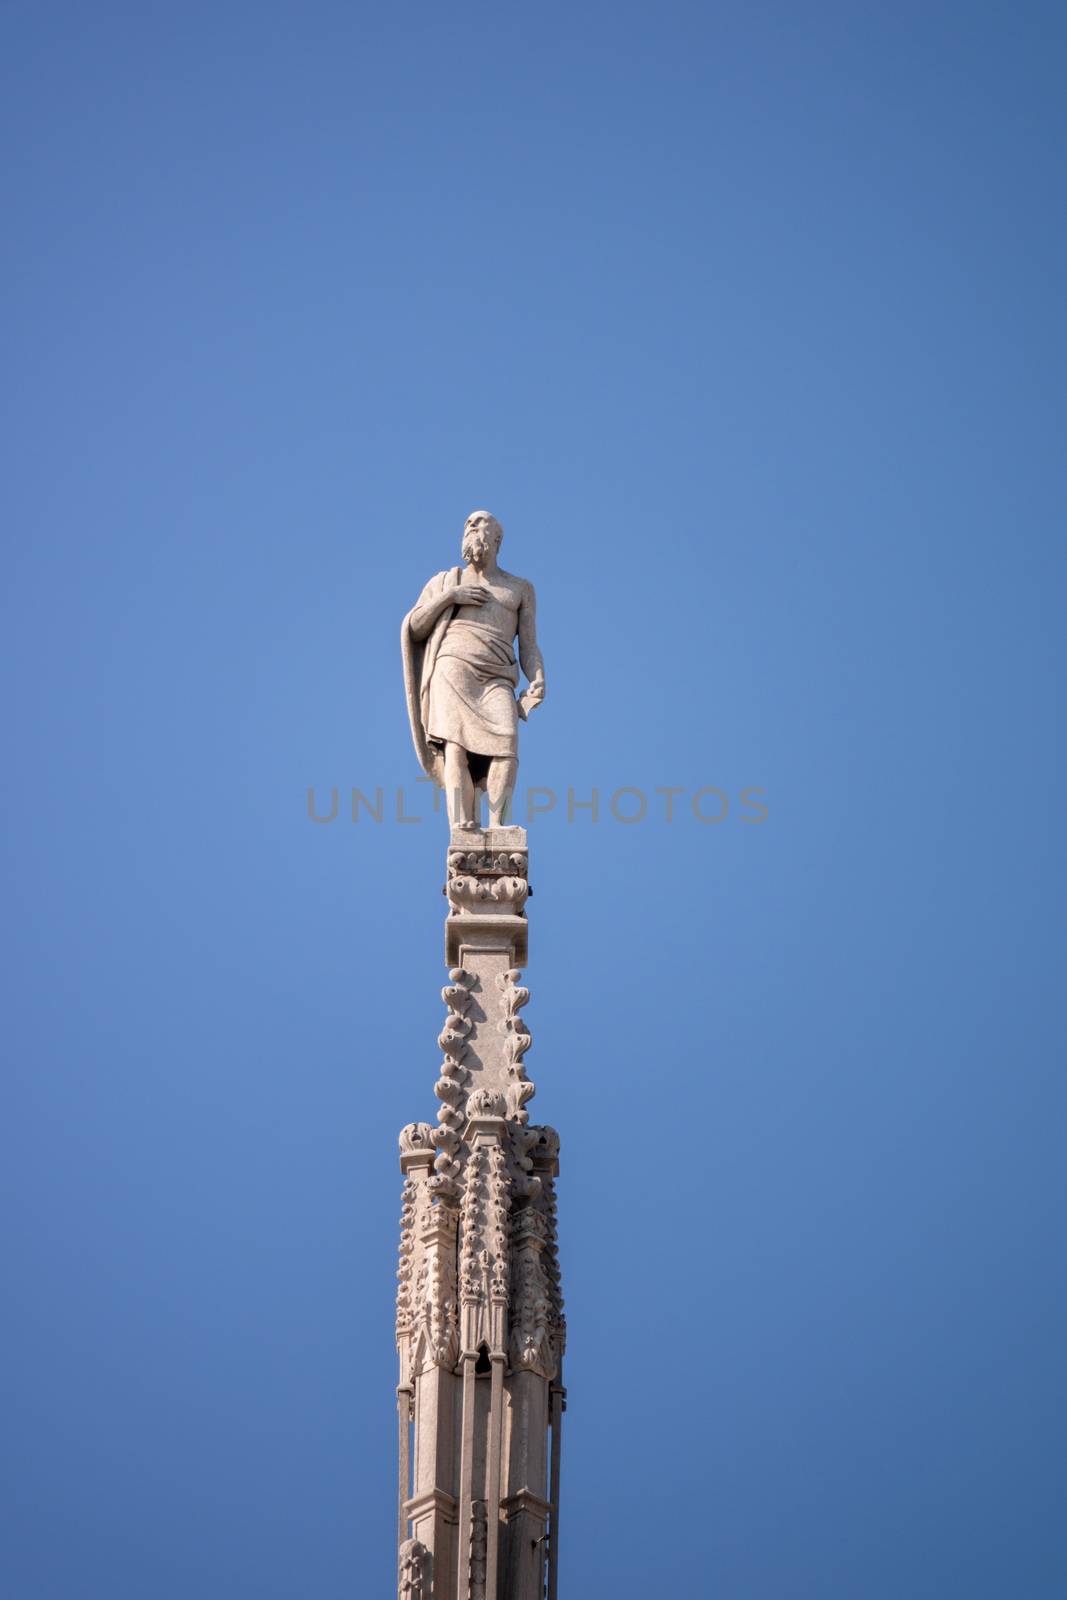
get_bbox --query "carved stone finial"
[529,1124,561,1164]
[398,1536,431,1600]
[468,1088,507,1118]
[399,1122,434,1155]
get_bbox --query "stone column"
[396,826,565,1600]
[404,1185,460,1600]
[546,1379,565,1600]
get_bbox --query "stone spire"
[395,826,566,1600]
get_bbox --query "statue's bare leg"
[486,756,517,826]
[443,741,476,828]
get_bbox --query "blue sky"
[2,3,1065,1596]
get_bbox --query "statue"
[402,511,545,827]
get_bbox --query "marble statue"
[402,511,545,826]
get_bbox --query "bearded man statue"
[402,511,545,828]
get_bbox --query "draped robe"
[401,568,520,786]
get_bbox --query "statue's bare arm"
[517,581,545,711]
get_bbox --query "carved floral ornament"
[509,1253,556,1378]
[530,1124,561,1163]
[428,967,473,1201]
[398,1121,434,1155]
[395,1176,418,1338]
[499,968,536,1125]
[538,1166,567,1360]
[467,1088,507,1118]
[459,1138,512,1349]
[508,1122,541,1202]
[448,849,528,877]
[447,873,529,913]
[398,1538,431,1600]
[446,844,529,919]
[412,1220,459,1373]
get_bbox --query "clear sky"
[2,2,1065,1596]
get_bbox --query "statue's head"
[462,510,503,566]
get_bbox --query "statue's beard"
[464,538,492,565]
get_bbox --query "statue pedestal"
[445,826,529,969]
[396,828,565,1600]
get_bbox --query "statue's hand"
[518,679,545,720]
[449,582,490,608]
